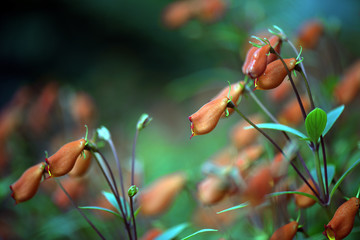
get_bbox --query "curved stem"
[320,136,329,201]
[54,178,106,240]
[270,47,307,121]
[314,147,326,200]
[297,67,315,110]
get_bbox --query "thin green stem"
[130,196,138,240]
[314,148,326,200]
[320,136,329,202]
[54,178,106,240]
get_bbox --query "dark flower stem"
[245,86,321,195]
[231,103,323,203]
[129,196,138,240]
[270,47,307,121]
[321,136,329,202]
[108,139,129,217]
[131,130,139,186]
[54,178,106,240]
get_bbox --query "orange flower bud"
[10,162,45,204]
[141,228,163,240]
[162,1,192,29]
[213,82,245,117]
[53,177,87,208]
[138,172,186,216]
[267,35,282,64]
[270,221,298,240]
[297,20,324,49]
[71,92,97,126]
[334,60,360,105]
[236,144,264,175]
[294,179,318,208]
[46,139,87,177]
[246,44,271,79]
[255,58,297,90]
[189,97,229,138]
[243,166,273,206]
[230,115,263,150]
[197,175,229,205]
[68,150,92,177]
[323,197,360,240]
[278,95,310,126]
[242,46,258,75]
[270,152,288,183]
[195,0,226,23]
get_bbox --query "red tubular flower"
[294,179,318,208]
[270,221,298,240]
[68,150,92,177]
[213,81,245,117]
[10,162,45,204]
[189,97,229,138]
[46,139,87,177]
[246,44,271,79]
[323,197,360,240]
[255,58,297,90]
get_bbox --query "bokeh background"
[1,0,360,239]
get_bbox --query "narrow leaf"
[102,191,130,214]
[323,105,344,136]
[244,123,307,139]
[79,206,122,218]
[180,229,218,240]
[267,191,318,202]
[330,158,360,199]
[217,202,249,214]
[305,108,327,143]
[155,223,189,240]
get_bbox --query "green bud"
[137,113,152,131]
[128,185,139,197]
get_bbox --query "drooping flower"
[46,139,87,177]
[294,179,318,208]
[323,197,360,240]
[334,60,360,105]
[68,149,92,177]
[255,58,297,90]
[297,20,324,49]
[189,97,229,138]
[10,162,45,204]
[212,81,245,117]
[197,175,230,205]
[270,221,299,240]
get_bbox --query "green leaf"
[330,158,360,199]
[217,202,249,214]
[323,105,344,136]
[244,123,307,139]
[310,164,336,185]
[155,223,189,240]
[102,191,130,215]
[79,206,122,218]
[267,191,318,202]
[180,229,218,240]
[305,108,327,143]
[97,126,111,141]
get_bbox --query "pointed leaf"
[79,206,122,218]
[330,158,360,199]
[180,229,218,240]
[267,191,318,202]
[244,123,307,139]
[323,105,344,136]
[305,108,327,143]
[155,223,189,240]
[217,202,249,214]
[102,191,130,215]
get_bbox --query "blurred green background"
[1,0,360,239]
